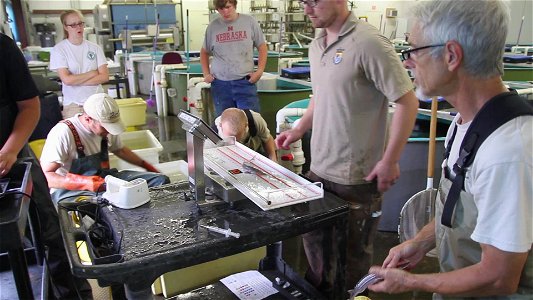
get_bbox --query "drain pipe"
[154,66,164,116]
[275,108,307,174]
[186,77,209,116]
[126,54,151,96]
[275,107,306,134]
[154,63,186,116]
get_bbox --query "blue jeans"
[211,77,260,116]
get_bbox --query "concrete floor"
[0,111,439,300]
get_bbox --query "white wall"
[505,0,533,45]
[352,0,532,45]
[352,1,413,40]
[181,0,209,50]
[374,0,532,45]
[25,0,533,49]
[29,0,100,10]
[180,0,281,50]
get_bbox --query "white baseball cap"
[83,93,125,135]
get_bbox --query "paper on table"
[220,270,278,300]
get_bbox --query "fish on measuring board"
[242,161,265,175]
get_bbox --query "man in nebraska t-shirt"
[200,0,267,117]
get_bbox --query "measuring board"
[204,143,323,210]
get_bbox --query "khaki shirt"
[309,14,413,185]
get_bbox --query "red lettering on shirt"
[215,30,248,43]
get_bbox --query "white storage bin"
[109,130,163,170]
[118,160,188,182]
[154,160,188,183]
[257,73,277,90]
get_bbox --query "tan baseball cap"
[83,93,125,135]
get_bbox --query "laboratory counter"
[58,182,349,299]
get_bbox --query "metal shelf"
[249,0,313,47]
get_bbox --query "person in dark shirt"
[0,32,92,299]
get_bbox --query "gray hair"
[412,0,509,78]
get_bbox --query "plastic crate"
[115,98,147,127]
[109,130,163,170]
[281,67,310,80]
[503,54,533,63]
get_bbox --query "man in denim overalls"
[40,93,169,205]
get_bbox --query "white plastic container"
[102,176,150,209]
[116,160,188,182]
[257,73,277,91]
[154,160,188,183]
[109,130,163,170]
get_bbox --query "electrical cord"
[59,196,124,261]
[95,197,124,258]
[0,190,32,199]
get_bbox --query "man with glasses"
[201,0,267,117]
[276,0,418,297]
[50,9,109,119]
[368,1,532,298]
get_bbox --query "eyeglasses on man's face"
[298,0,319,8]
[400,44,445,61]
[66,22,85,28]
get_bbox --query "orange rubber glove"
[141,160,160,173]
[64,173,105,192]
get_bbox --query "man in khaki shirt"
[276,0,418,297]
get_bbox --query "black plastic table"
[0,162,34,299]
[58,182,349,299]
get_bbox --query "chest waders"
[434,92,532,299]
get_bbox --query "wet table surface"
[58,182,348,292]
